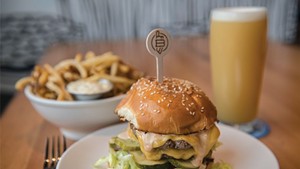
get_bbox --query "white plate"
[57,123,279,169]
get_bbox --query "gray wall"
[61,0,299,43]
[1,0,299,43]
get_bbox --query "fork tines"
[44,136,67,169]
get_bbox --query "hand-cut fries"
[15,77,34,91]
[15,51,144,101]
[54,59,88,78]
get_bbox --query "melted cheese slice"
[127,124,220,167]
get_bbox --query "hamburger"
[95,77,220,169]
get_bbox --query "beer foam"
[211,7,267,22]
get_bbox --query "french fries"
[15,51,144,101]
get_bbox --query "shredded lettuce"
[94,152,232,169]
[211,161,232,169]
[94,149,140,169]
[94,156,109,169]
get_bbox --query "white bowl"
[24,87,125,140]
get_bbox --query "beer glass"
[210,7,269,138]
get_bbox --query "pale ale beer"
[210,7,267,124]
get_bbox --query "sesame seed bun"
[115,77,218,134]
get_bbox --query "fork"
[44,136,67,169]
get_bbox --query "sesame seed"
[189,111,195,116]
[153,109,160,113]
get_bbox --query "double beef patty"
[130,124,192,150]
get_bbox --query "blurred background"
[0,0,299,113]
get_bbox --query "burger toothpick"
[146,28,171,83]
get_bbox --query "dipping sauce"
[67,80,112,95]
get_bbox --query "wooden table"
[1,36,300,169]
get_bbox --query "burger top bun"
[115,77,218,134]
